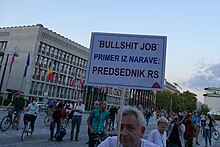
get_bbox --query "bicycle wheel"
[11,115,18,130]
[212,129,220,140]
[21,125,27,141]
[0,115,12,131]
[26,122,32,136]
[44,114,51,127]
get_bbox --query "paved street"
[0,107,220,147]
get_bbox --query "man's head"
[78,99,83,105]
[157,117,168,133]
[99,100,107,110]
[194,111,198,116]
[118,106,146,147]
[15,91,21,98]
[32,98,37,103]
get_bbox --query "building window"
[76,57,79,66]
[41,43,45,54]
[69,55,72,64]
[62,52,66,62]
[66,53,69,63]
[55,48,58,59]
[46,45,50,56]
[51,47,54,57]
[72,55,75,65]
[58,50,62,60]
[38,42,42,53]
[44,58,47,68]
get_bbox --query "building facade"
[203,87,220,112]
[0,24,88,103]
[0,24,160,110]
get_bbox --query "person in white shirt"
[23,98,38,135]
[148,117,168,147]
[70,99,85,141]
[98,106,159,147]
[64,100,73,114]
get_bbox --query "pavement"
[1,106,220,147]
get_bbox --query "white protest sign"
[85,32,167,90]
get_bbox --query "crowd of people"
[6,91,218,147]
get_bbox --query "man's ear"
[141,127,145,136]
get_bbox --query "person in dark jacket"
[49,101,62,141]
[108,105,118,130]
[183,113,195,147]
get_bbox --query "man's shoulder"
[150,129,158,134]
[141,139,160,147]
[19,96,25,101]
[98,136,117,147]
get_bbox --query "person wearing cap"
[7,91,27,130]
[70,99,85,141]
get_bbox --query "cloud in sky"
[180,61,220,102]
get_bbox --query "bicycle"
[44,111,69,128]
[21,114,32,141]
[44,113,52,127]
[0,107,18,131]
[200,124,220,140]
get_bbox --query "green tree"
[155,90,197,112]
[199,104,210,115]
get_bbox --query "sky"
[1,0,220,103]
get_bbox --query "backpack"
[61,108,67,117]
[54,128,66,141]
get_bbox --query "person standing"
[64,100,73,115]
[49,101,62,141]
[204,115,213,146]
[148,117,168,147]
[87,100,109,147]
[98,106,159,147]
[144,109,152,125]
[183,113,195,147]
[108,105,118,130]
[191,111,200,145]
[70,99,85,141]
[167,116,185,147]
[86,101,100,144]
[7,91,27,130]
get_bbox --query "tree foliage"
[199,104,210,115]
[155,90,197,112]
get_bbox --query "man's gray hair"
[157,116,168,125]
[118,106,146,127]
